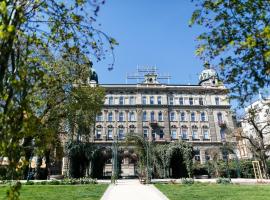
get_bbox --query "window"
[157,96,162,105]
[203,126,209,140]
[171,130,177,140]
[158,111,163,121]
[143,111,147,121]
[179,97,184,105]
[189,97,193,105]
[169,97,174,105]
[205,152,210,161]
[96,129,102,139]
[180,112,185,121]
[220,128,226,141]
[96,113,103,122]
[107,129,113,140]
[170,112,175,121]
[129,112,135,121]
[118,129,125,140]
[192,126,198,140]
[150,111,155,122]
[150,96,154,105]
[118,112,124,122]
[217,112,223,123]
[142,96,147,105]
[194,149,200,161]
[159,129,164,139]
[108,112,113,122]
[201,112,206,122]
[108,96,113,105]
[129,96,135,105]
[215,97,220,105]
[199,97,203,105]
[119,96,124,105]
[152,130,156,140]
[143,129,148,138]
[191,112,196,122]
[181,126,188,140]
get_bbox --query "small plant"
[181,178,194,185]
[216,177,231,184]
[48,180,60,185]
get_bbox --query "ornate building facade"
[87,66,236,177]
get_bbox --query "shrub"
[216,177,231,184]
[181,178,194,185]
[48,180,60,185]
[25,181,34,185]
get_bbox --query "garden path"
[100,179,169,200]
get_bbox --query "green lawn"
[156,183,270,200]
[0,184,108,200]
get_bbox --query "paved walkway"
[100,179,169,200]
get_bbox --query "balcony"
[218,121,227,128]
[149,120,158,128]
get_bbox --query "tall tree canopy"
[0,0,115,189]
[190,0,270,103]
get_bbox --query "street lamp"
[111,135,118,184]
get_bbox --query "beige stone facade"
[86,68,237,176]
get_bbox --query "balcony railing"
[218,121,227,128]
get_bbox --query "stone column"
[200,148,206,164]
[187,110,193,141]
[136,108,143,136]
[163,109,171,141]
[125,110,129,134]
[62,157,69,176]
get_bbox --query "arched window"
[108,96,113,105]
[169,97,174,105]
[189,97,193,105]
[181,125,188,140]
[202,125,209,140]
[201,112,206,122]
[215,97,220,105]
[129,112,135,121]
[108,112,113,122]
[119,96,124,105]
[170,112,175,121]
[129,96,135,105]
[150,96,154,105]
[217,112,223,123]
[143,111,147,121]
[199,97,203,105]
[157,96,162,105]
[96,113,103,122]
[150,111,155,122]
[158,111,163,121]
[118,129,125,140]
[180,112,185,121]
[118,112,124,122]
[142,96,147,105]
[192,125,198,140]
[191,112,196,122]
[179,97,184,105]
[220,128,226,141]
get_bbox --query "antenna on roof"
[126,66,171,84]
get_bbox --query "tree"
[238,101,270,178]
[125,134,153,183]
[0,1,115,198]
[190,0,270,104]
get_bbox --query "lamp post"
[111,135,118,184]
[222,141,230,178]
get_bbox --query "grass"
[155,183,270,200]
[0,184,108,200]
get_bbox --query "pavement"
[100,179,169,200]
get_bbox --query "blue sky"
[93,0,205,84]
